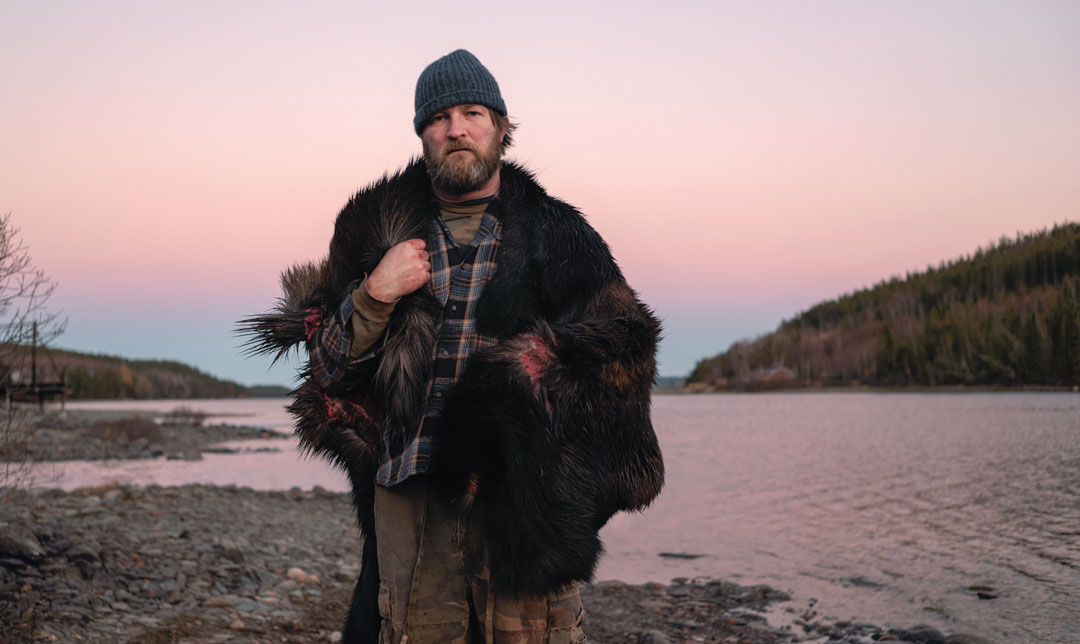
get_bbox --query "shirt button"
[440,350,449,357]
[451,305,458,311]
[434,392,442,398]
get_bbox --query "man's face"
[421,104,506,196]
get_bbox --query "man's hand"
[365,239,431,302]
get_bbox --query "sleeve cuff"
[352,277,397,325]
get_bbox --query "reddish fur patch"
[521,335,550,382]
[323,393,375,426]
[304,308,323,340]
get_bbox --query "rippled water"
[32,393,1080,643]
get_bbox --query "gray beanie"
[413,49,506,134]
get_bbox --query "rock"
[65,543,100,564]
[0,520,46,561]
[592,580,627,593]
[205,594,244,607]
[204,446,239,454]
[638,629,673,644]
[327,632,342,643]
[286,567,320,584]
[945,635,997,644]
[889,624,946,644]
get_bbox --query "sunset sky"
[2,1,1079,386]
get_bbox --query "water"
[28,399,347,491]
[31,393,1080,643]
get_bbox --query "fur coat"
[241,159,664,638]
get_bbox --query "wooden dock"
[2,322,67,410]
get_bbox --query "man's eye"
[432,114,446,122]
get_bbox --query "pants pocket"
[545,584,585,644]
[546,585,583,627]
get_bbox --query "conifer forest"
[690,223,1080,389]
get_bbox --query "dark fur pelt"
[239,159,663,638]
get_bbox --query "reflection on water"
[36,393,1080,643]
[28,439,349,491]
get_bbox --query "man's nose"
[447,113,468,139]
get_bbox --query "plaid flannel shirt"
[307,201,503,487]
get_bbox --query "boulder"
[0,520,45,561]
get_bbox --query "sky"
[2,1,1079,386]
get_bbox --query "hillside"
[690,223,1080,390]
[1,347,271,399]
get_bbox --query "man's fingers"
[404,238,426,249]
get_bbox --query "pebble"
[889,624,946,644]
[639,629,673,644]
[286,566,320,584]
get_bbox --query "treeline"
[690,223,1080,389]
[4,347,255,399]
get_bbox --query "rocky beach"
[15,410,285,463]
[1,411,999,643]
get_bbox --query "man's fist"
[365,238,427,304]
[366,239,430,302]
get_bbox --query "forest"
[689,223,1080,389]
[4,347,260,399]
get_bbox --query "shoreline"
[1,407,1009,643]
[0,484,997,644]
[656,383,1080,394]
[4,408,287,465]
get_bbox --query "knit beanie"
[413,49,507,134]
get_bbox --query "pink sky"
[2,1,1079,385]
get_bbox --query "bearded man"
[243,49,663,644]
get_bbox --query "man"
[242,49,663,644]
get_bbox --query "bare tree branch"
[0,212,66,491]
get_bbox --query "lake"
[31,392,1080,643]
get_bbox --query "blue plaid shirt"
[308,201,503,486]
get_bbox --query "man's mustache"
[443,142,479,155]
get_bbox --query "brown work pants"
[374,476,587,644]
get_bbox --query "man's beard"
[424,137,503,196]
